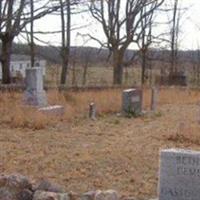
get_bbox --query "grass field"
[45,60,200,88]
[45,64,161,87]
[1,87,200,199]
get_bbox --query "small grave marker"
[89,102,96,120]
[151,87,158,111]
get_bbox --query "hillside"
[7,43,200,67]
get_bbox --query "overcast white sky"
[17,0,200,50]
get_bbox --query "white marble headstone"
[24,67,47,107]
[158,149,200,200]
[26,67,44,91]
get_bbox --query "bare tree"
[30,0,35,68]
[138,4,153,85]
[82,47,92,85]
[59,0,88,85]
[0,0,25,84]
[0,0,60,84]
[59,0,71,85]
[169,0,179,76]
[164,0,190,85]
[191,48,200,86]
[89,0,164,85]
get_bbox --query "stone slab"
[24,67,47,107]
[24,90,47,107]
[38,105,65,115]
[122,88,142,116]
[151,87,158,111]
[25,67,44,91]
[158,148,200,200]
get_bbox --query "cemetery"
[1,58,200,200]
[2,76,200,199]
[1,1,200,200]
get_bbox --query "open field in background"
[44,61,199,87]
[45,64,161,87]
[1,87,200,199]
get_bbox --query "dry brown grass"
[1,87,200,199]
[165,122,200,145]
[0,92,60,129]
[158,87,200,105]
[64,89,122,114]
[0,89,123,129]
[1,87,200,130]
[142,87,200,106]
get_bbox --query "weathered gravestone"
[158,149,200,200]
[24,67,47,107]
[151,87,158,112]
[122,88,142,116]
[168,71,188,86]
[24,67,65,115]
[89,102,96,120]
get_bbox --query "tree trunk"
[170,0,179,76]
[72,60,76,86]
[60,0,71,85]
[30,0,35,68]
[124,66,128,85]
[148,55,152,86]
[113,51,123,85]
[141,49,147,85]
[82,63,88,86]
[60,48,69,85]
[1,38,12,84]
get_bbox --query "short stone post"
[122,88,142,116]
[23,67,47,107]
[151,87,158,111]
[89,102,96,120]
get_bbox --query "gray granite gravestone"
[151,87,158,111]
[158,149,200,200]
[24,67,47,107]
[122,88,142,116]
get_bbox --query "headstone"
[168,71,188,86]
[23,67,47,107]
[89,102,96,120]
[158,149,200,200]
[122,88,142,116]
[160,68,168,86]
[151,87,158,111]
